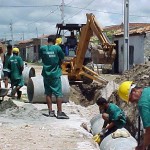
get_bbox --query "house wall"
[26,46,34,62]
[17,38,48,62]
[114,35,144,73]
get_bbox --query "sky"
[0,0,149,41]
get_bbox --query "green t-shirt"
[106,103,126,128]
[39,44,64,79]
[8,55,24,80]
[138,87,150,128]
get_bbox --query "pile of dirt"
[70,82,105,107]
[115,64,150,87]
[0,99,17,112]
[0,99,45,122]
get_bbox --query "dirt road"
[0,63,100,150]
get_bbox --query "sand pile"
[0,99,45,122]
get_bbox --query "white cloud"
[0,0,149,41]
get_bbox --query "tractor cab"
[56,23,85,57]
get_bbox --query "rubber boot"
[17,91,22,99]
[11,87,17,99]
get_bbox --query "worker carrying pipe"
[118,81,150,150]
[96,97,126,139]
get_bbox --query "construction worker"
[39,35,69,119]
[96,97,126,138]
[118,81,150,150]
[66,31,77,49]
[8,47,24,99]
[55,37,62,45]
[3,44,13,88]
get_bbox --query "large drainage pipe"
[27,75,70,103]
[22,66,36,85]
[90,114,137,150]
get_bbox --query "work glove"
[100,128,107,136]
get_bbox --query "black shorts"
[3,71,10,78]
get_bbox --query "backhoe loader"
[61,13,116,84]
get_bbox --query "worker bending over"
[118,81,150,150]
[96,97,126,137]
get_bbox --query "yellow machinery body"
[62,13,116,84]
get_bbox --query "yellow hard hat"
[92,134,101,144]
[118,81,135,103]
[55,38,62,45]
[13,47,19,53]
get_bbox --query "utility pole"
[60,0,65,37]
[4,33,6,42]
[123,0,129,71]
[60,0,65,24]
[10,20,14,47]
[36,27,38,38]
[22,32,24,41]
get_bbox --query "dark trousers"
[104,126,118,137]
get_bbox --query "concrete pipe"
[27,75,70,103]
[90,114,104,136]
[90,114,137,150]
[100,131,137,150]
[22,66,36,85]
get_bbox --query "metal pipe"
[27,75,70,103]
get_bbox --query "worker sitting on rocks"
[96,97,126,138]
[118,81,150,150]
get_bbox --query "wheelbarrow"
[0,88,9,101]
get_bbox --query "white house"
[105,23,150,73]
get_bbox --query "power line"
[26,7,60,26]
[64,0,96,22]
[65,5,150,18]
[0,5,59,8]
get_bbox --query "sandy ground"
[0,63,100,150]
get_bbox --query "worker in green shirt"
[8,47,24,99]
[118,81,150,150]
[96,97,126,138]
[39,35,69,119]
[3,44,13,88]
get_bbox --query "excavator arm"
[62,13,116,84]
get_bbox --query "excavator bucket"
[91,46,116,64]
